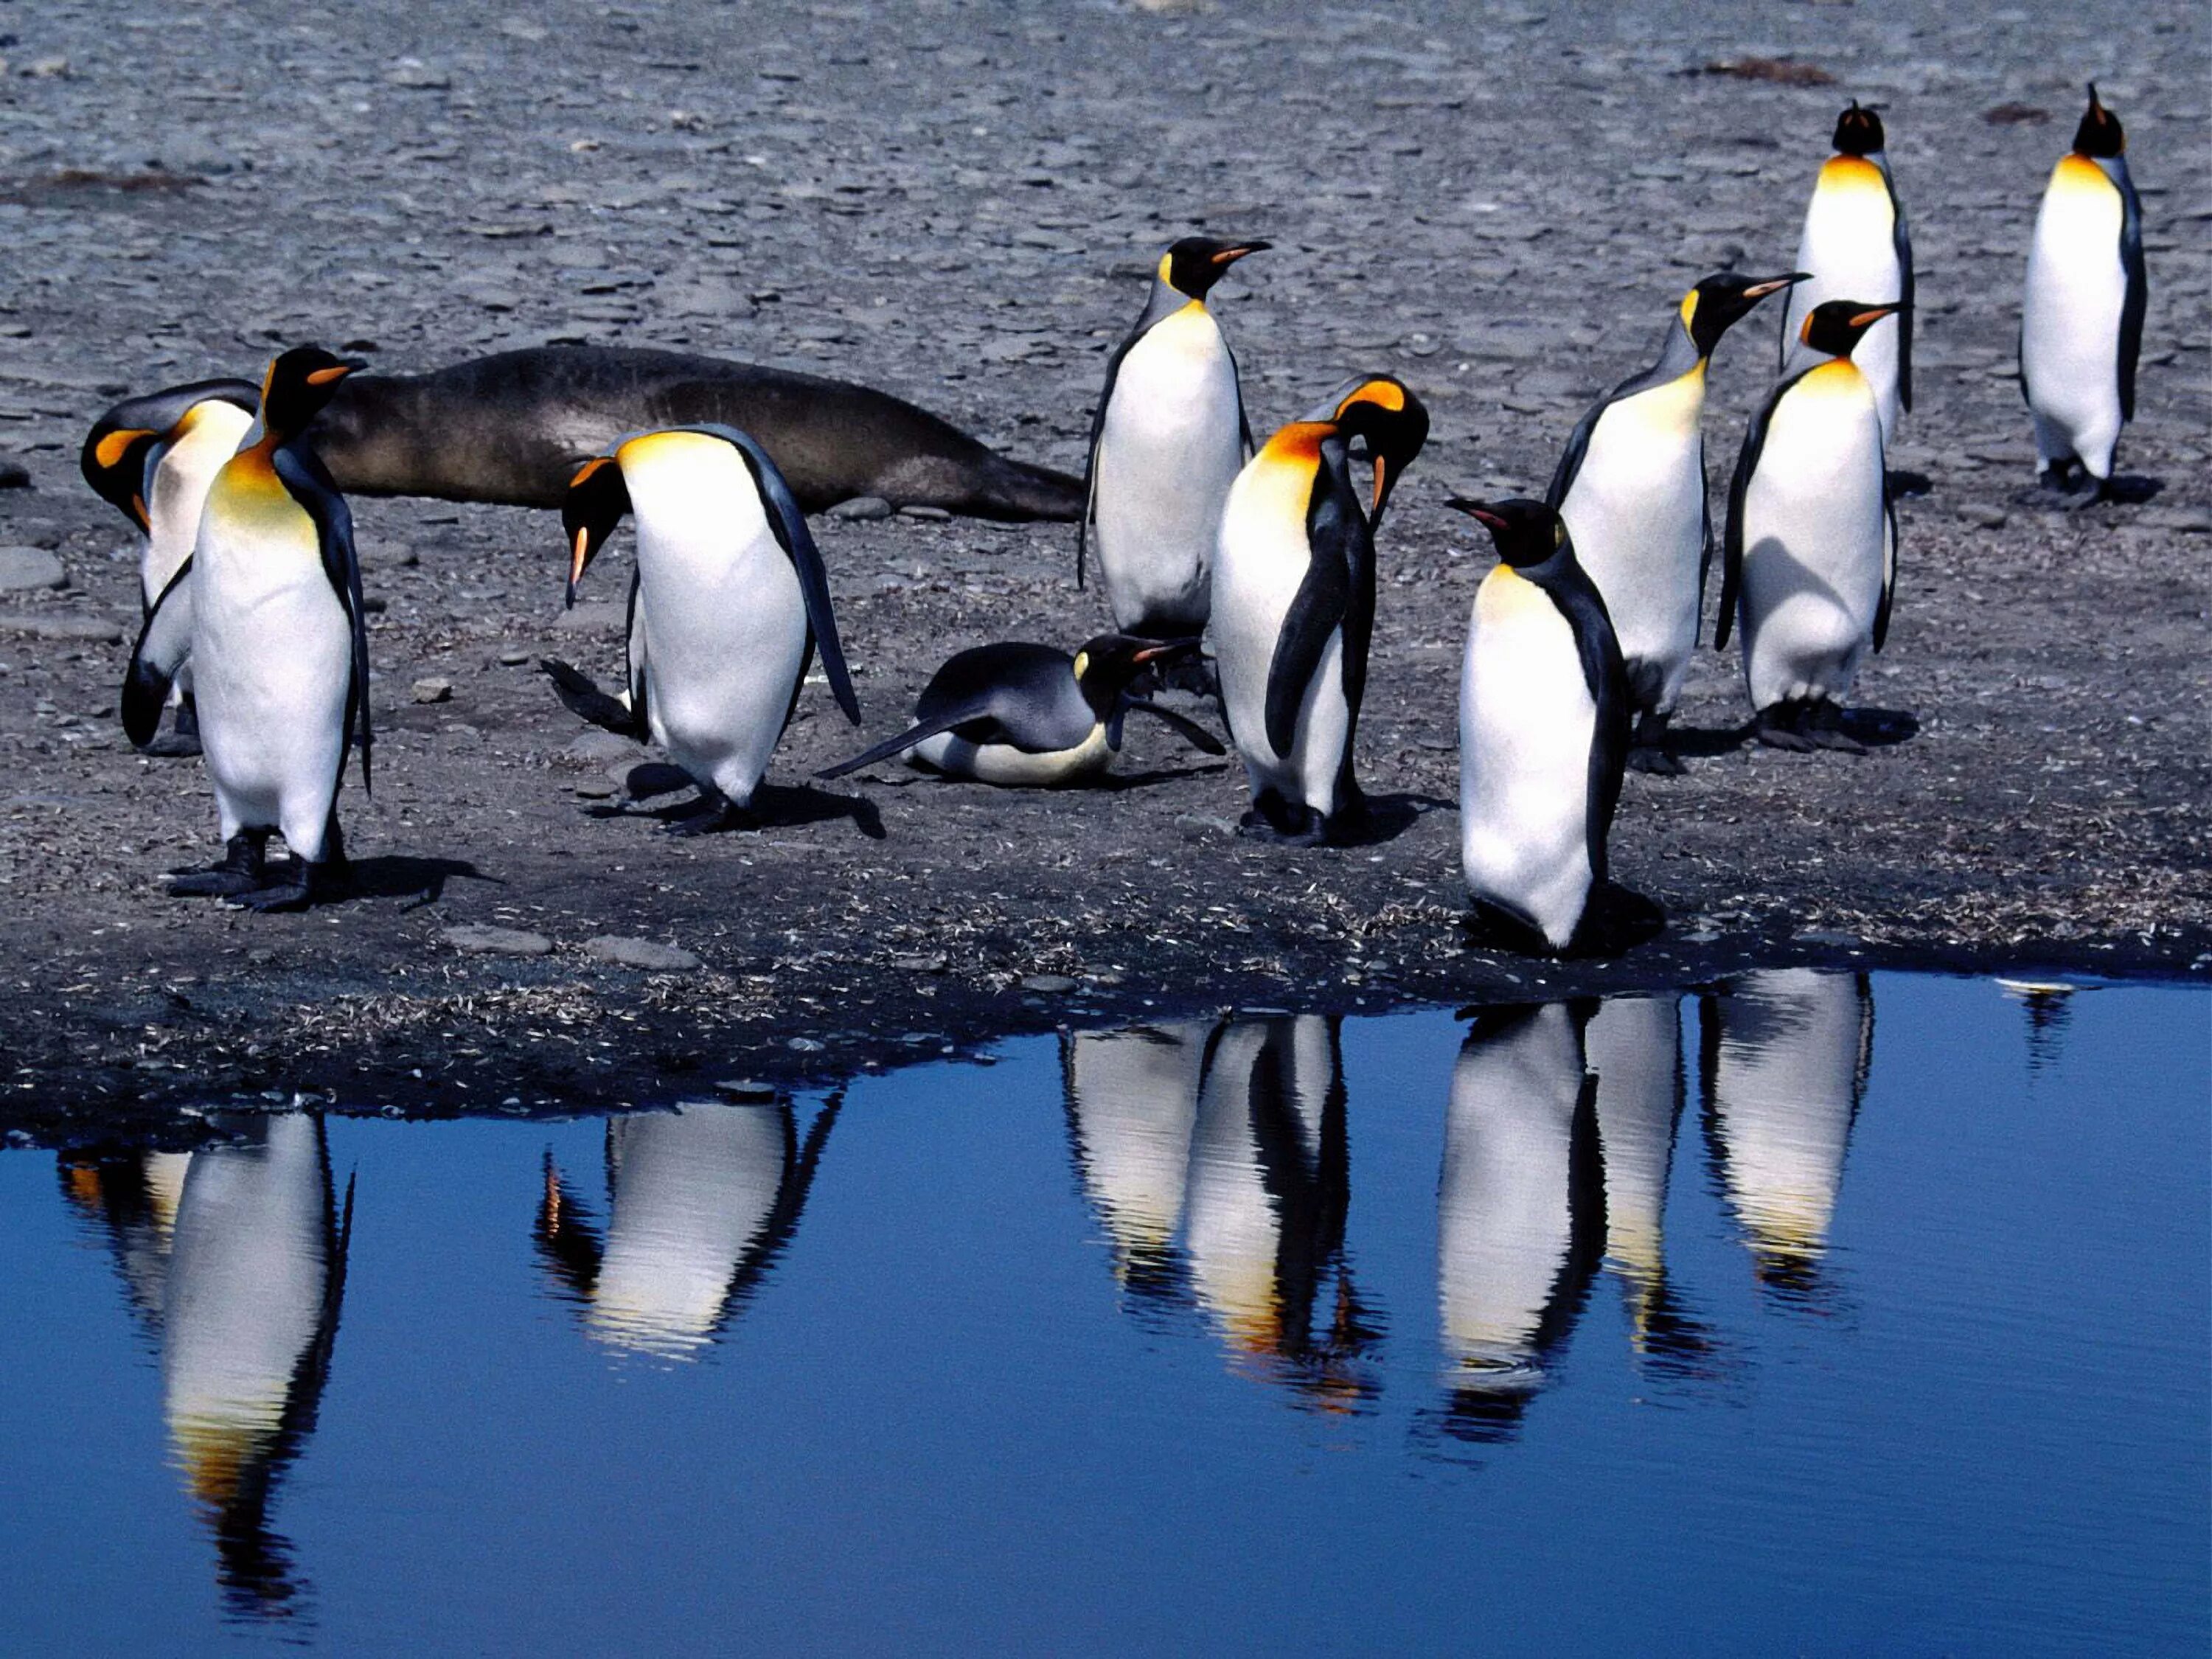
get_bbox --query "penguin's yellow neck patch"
[1800,358,1868,396]
[1475,561,1549,625]
[2053,153,2117,198]
[1819,154,1888,195]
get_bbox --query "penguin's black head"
[1683,271,1813,357]
[1071,633,1197,716]
[2073,83,2125,159]
[80,379,260,532]
[1160,236,1271,300]
[561,453,633,606]
[1798,298,1902,361]
[1446,496,1568,570]
[1832,100,1885,157]
[258,346,366,441]
[1306,375,1430,526]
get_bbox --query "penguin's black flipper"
[540,657,647,738]
[1119,698,1228,756]
[122,558,194,749]
[1717,365,1811,651]
[1546,557,1630,885]
[2110,156,2147,423]
[815,702,998,779]
[1545,399,1603,512]
[1264,484,1366,758]
[1885,160,1915,413]
[275,444,372,796]
[1873,491,1899,653]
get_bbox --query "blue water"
[2,972,2205,1655]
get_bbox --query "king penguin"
[556,423,862,833]
[816,633,1223,787]
[1782,102,1913,446]
[2022,85,2148,498]
[1548,271,1807,773]
[81,378,260,754]
[1211,375,1429,844]
[1452,498,1630,956]
[1081,236,1268,639]
[1719,300,1902,753]
[123,347,372,911]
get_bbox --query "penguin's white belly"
[1585,995,1680,1279]
[632,502,804,809]
[911,723,1111,786]
[1559,389,1705,712]
[1093,310,1245,633]
[145,414,251,607]
[1787,189,1906,440]
[1459,572,1596,951]
[1214,466,1352,818]
[193,507,350,858]
[1739,375,1886,711]
[2023,159,2127,477]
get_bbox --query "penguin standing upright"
[1549,271,1806,772]
[1452,498,1630,956]
[81,379,260,754]
[1718,301,1902,752]
[1211,375,1428,843]
[556,423,861,832]
[1783,102,1913,445]
[1081,237,1268,638]
[123,347,372,910]
[2022,85,2148,497]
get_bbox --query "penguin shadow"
[339,855,496,909]
[1663,706,1919,763]
[590,763,887,841]
[1884,467,1933,498]
[1330,791,1455,848]
[1101,759,1231,791]
[2012,472,2162,510]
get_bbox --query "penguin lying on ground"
[2022,85,2148,500]
[1452,498,1634,956]
[124,347,373,911]
[1719,299,1902,754]
[1211,375,1429,844]
[1784,102,1913,446]
[551,424,861,833]
[81,378,260,756]
[1081,236,1267,639]
[1549,271,1806,774]
[817,634,1223,787]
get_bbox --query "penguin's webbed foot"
[661,792,751,837]
[142,706,203,759]
[1238,793,1326,845]
[224,856,327,913]
[1752,704,1815,753]
[1626,712,1684,776]
[167,832,266,897]
[1803,703,1866,754]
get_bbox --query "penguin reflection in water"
[124,347,373,911]
[80,378,260,755]
[1719,301,1902,754]
[1212,376,1430,844]
[817,633,1223,787]
[1061,1015,1381,1405]
[535,1095,841,1358]
[2022,85,2148,501]
[550,425,861,833]
[58,1116,354,1617]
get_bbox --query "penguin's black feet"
[1461,900,1558,957]
[661,792,754,837]
[144,700,202,757]
[1751,704,1815,753]
[1238,793,1325,845]
[167,832,267,897]
[1803,702,1865,754]
[1626,713,1684,776]
[227,866,316,914]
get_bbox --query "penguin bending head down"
[557,424,861,834]
[1452,498,1632,956]
[1782,101,1913,445]
[816,633,1225,787]
[1211,375,1429,845]
[2021,85,2147,498]
[124,346,372,911]
[1719,300,1902,753]
[1549,271,1806,774]
[1082,235,1269,639]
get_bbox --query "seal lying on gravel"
[94,347,1088,521]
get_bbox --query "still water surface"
[4,972,2205,1655]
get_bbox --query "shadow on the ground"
[1332,791,1455,849]
[1102,761,1231,790]
[591,776,888,841]
[1886,467,1933,498]
[345,855,497,908]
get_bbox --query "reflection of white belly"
[911,724,1110,786]
[1066,1024,1211,1267]
[1586,995,1681,1278]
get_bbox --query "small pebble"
[443,924,555,957]
[498,645,532,666]
[573,779,619,799]
[584,934,701,973]
[898,504,951,521]
[893,953,948,973]
[828,495,895,521]
[1021,974,1078,994]
[0,547,66,592]
[714,1079,779,1100]
[411,677,453,703]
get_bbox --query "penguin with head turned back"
[2022,85,2148,499]
[1719,300,1902,753]
[1451,498,1630,956]
[1081,236,1269,641]
[1211,375,1428,844]
[124,346,372,911]
[556,423,861,834]
[1548,271,1806,774]
[1782,102,1913,446]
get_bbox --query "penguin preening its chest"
[1719,300,1902,753]
[1453,498,1631,957]
[124,347,373,911]
[1548,271,1806,774]
[2022,85,2148,497]
[554,423,861,834]
[81,379,260,757]
[1783,102,1913,445]
[817,633,1224,787]
[1081,236,1267,638]
[1212,375,1429,844]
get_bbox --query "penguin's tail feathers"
[539,658,647,739]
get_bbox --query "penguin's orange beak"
[1847,302,1903,329]
[1745,272,1814,300]
[566,526,592,608]
[1209,240,1271,266]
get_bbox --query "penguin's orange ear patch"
[94,430,147,470]
[1335,379,1406,419]
[569,455,616,490]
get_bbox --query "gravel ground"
[0,0,2205,1138]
